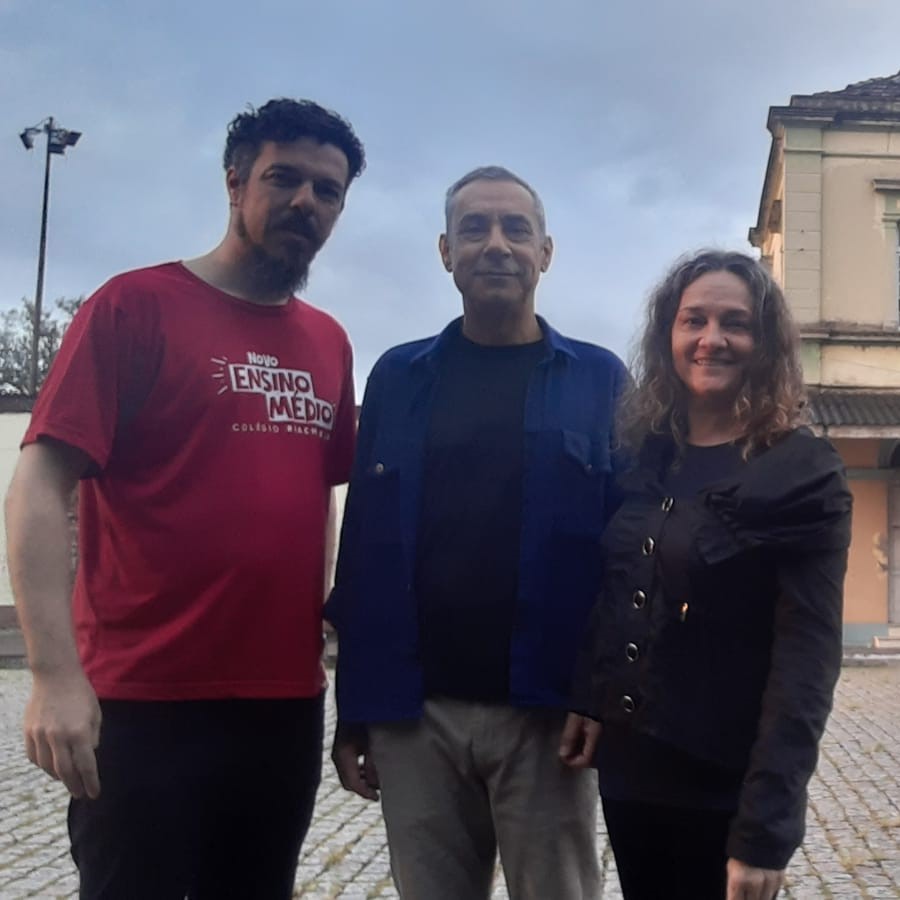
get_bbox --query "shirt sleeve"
[726,533,849,868]
[606,355,633,517]
[24,277,159,474]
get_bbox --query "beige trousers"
[369,698,600,900]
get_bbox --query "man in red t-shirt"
[5,98,365,900]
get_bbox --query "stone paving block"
[2,667,900,897]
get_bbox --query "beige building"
[750,71,900,647]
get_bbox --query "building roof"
[807,389,900,433]
[800,71,900,103]
[768,70,900,128]
[751,70,900,248]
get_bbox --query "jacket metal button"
[661,497,674,512]
[625,642,639,662]
[373,462,385,475]
[642,537,655,556]
[621,695,636,713]
[632,590,647,609]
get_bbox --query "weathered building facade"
[750,72,900,646]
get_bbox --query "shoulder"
[753,427,845,483]
[702,428,852,557]
[96,262,185,296]
[368,336,438,379]
[290,298,351,350]
[550,330,628,381]
[80,263,184,314]
[62,265,183,338]
[567,339,625,369]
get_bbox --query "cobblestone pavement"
[1,667,899,899]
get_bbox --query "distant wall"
[0,413,30,607]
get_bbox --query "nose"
[483,222,512,257]
[290,181,316,212]
[698,322,727,349]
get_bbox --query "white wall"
[0,414,30,606]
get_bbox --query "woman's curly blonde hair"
[618,249,807,457]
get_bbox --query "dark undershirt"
[598,441,747,810]
[416,329,545,703]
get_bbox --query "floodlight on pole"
[18,117,82,396]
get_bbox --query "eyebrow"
[678,303,751,315]
[456,213,534,228]
[264,165,344,189]
[263,164,299,175]
[457,213,488,226]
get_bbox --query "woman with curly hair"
[561,249,852,899]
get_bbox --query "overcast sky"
[3,0,899,388]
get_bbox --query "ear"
[539,235,554,273]
[438,233,452,272]
[225,167,243,208]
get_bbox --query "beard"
[236,212,313,297]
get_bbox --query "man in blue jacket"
[326,166,626,900]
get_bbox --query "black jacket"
[572,427,852,869]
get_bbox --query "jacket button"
[625,642,639,662]
[373,462,385,474]
[621,695,636,713]
[584,462,593,474]
[632,590,646,609]
[661,497,674,512]
[642,537,655,556]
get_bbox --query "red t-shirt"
[24,262,356,700]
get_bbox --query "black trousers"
[69,694,324,900]
[602,797,733,900]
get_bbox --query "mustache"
[274,215,320,241]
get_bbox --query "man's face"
[439,179,552,313]
[229,137,350,295]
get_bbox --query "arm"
[5,440,101,798]
[726,545,847,873]
[327,360,385,798]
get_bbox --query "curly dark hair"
[619,249,806,456]
[223,98,365,186]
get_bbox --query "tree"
[0,296,84,395]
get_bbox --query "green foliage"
[0,296,84,395]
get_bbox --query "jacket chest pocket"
[354,459,404,543]
[555,429,612,536]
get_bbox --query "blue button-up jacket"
[325,317,627,723]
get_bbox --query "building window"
[873,180,900,327]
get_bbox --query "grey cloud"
[3,0,900,389]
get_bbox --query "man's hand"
[726,858,784,900]
[24,670,101,799]
[559,712,601,768]
[331,722,380,801]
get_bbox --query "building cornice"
[749,129,784,249]
[800,324,900,345]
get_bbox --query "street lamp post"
[19,117,81,396]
